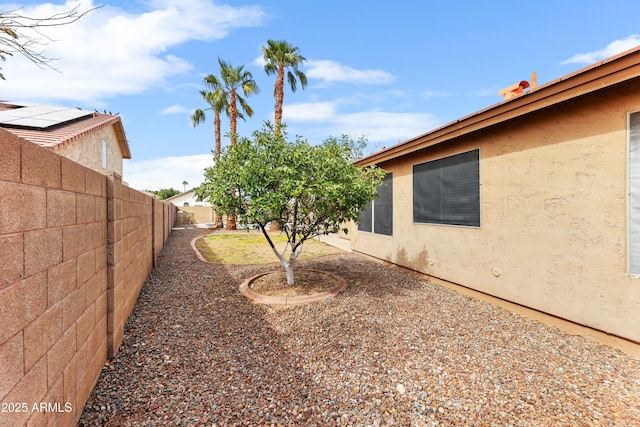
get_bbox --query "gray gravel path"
[79,228,640,426]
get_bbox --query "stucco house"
[0,101,130,176]
[166,189,211,207]
[167,189,215,225]
[351,46,640,344]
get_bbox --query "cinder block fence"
[0,129,175,426]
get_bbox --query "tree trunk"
[230,89,237,145]
[274,64,284,134]
[226,214,237,230]
[214,111,221,158]
[284,262,295,285]
[213,112,223,229]
[214,212,223,228]
[264,230,300,285]
[284,250,299,285]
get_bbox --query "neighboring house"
[352,46,640,344]
[166,189,211,207]
[0,101,131,176]
[167,189,215,225]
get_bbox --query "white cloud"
[123,153,213,191]
[255,56,394,86]
[282,102,335,121]
[561,35,640,64]
[0,0,267,103]
[305,60,394,84]
[331,111,440,143]
[253,55,266,67]
[161,105,189,114]
[281,99,439,144]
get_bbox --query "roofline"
[60,114,131,159]
[0,102,131,159]
[355,45,640,167]
[165,189,196,201]
[111,117,131,159]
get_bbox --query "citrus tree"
[197,124,386,285]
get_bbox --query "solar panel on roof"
[0,103,93,129]
[2,101,40,107]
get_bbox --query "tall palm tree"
[197,59,257,230]
[191,74,228,158]
[262,39,307,134]
[191,75,228,229]
[218,57,259,145]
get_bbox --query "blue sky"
[3,0,640,191]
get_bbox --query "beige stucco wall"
[175,206,216,224]
[351,82,640,343]
[54,125,124,176]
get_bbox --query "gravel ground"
[79,228,640,426]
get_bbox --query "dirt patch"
[250,269,338,297]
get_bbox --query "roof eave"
[113,118,131,159]
[355,46,640,167]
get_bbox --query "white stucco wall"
[168,191,211,207]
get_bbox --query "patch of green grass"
[195,232,344,264]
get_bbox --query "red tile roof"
[0,102,131,159]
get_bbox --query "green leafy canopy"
[196,123,386,252]
[150,187,180,200]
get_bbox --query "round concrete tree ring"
[239,269,347,305]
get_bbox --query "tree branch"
[0,4,102,77]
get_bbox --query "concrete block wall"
[161,201,174,255]
[0,130,175,426]
[153,198,172,265]
[106,176,154,357]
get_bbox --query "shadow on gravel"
[78,229,350,425]
[298,253,426,296]
[79,228,640,426]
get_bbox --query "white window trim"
[627,111,640,277]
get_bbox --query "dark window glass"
[373,173,393,235]
[413,150,480,227]
[358,173,393,235]
[358,201,373,232]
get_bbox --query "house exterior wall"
[351,81,640,343]
[168,190,211,207]
[0,130,175,426]
[54,124,124,176]
[175,206,216,225]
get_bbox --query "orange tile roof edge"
[0,108,131,159]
